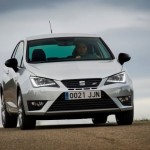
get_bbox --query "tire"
[1,92,17,128]
[18,91,36,130]
[116,109,134,125]
[92,115,107,124]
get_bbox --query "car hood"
[26,60,122,80]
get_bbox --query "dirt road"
[0,121,150,150]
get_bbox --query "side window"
[12,42,24,67]
[11,45,18,59]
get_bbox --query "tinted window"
[27,37,114,63]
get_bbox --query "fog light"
[27,100,47,111]
[118,96,131,106]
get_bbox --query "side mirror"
[118,53,131,65]
[5,58,18,71]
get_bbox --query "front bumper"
[21,77,133,118]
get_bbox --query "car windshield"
[27,37,114,63]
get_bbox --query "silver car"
[0,33,134,129]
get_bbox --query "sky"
[0,0,150,125]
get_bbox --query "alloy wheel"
[18,94,23,128]
[1,94,6,125]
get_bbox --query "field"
[0,121,150,150]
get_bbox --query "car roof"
[26,33,99,41]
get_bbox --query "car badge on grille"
[79,81,85,86]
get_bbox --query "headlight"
[30,76,59,88]
[105,72,126,85]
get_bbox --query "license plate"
[65,91,101,100]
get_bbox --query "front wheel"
[18,91,36,130]
[116,109,134,125]
[1,92,17,128]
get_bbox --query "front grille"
[61,78,102,88]
[48,91,118,112]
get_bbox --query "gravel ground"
[0,121,150,150]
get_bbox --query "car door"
[3,41,24,113]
